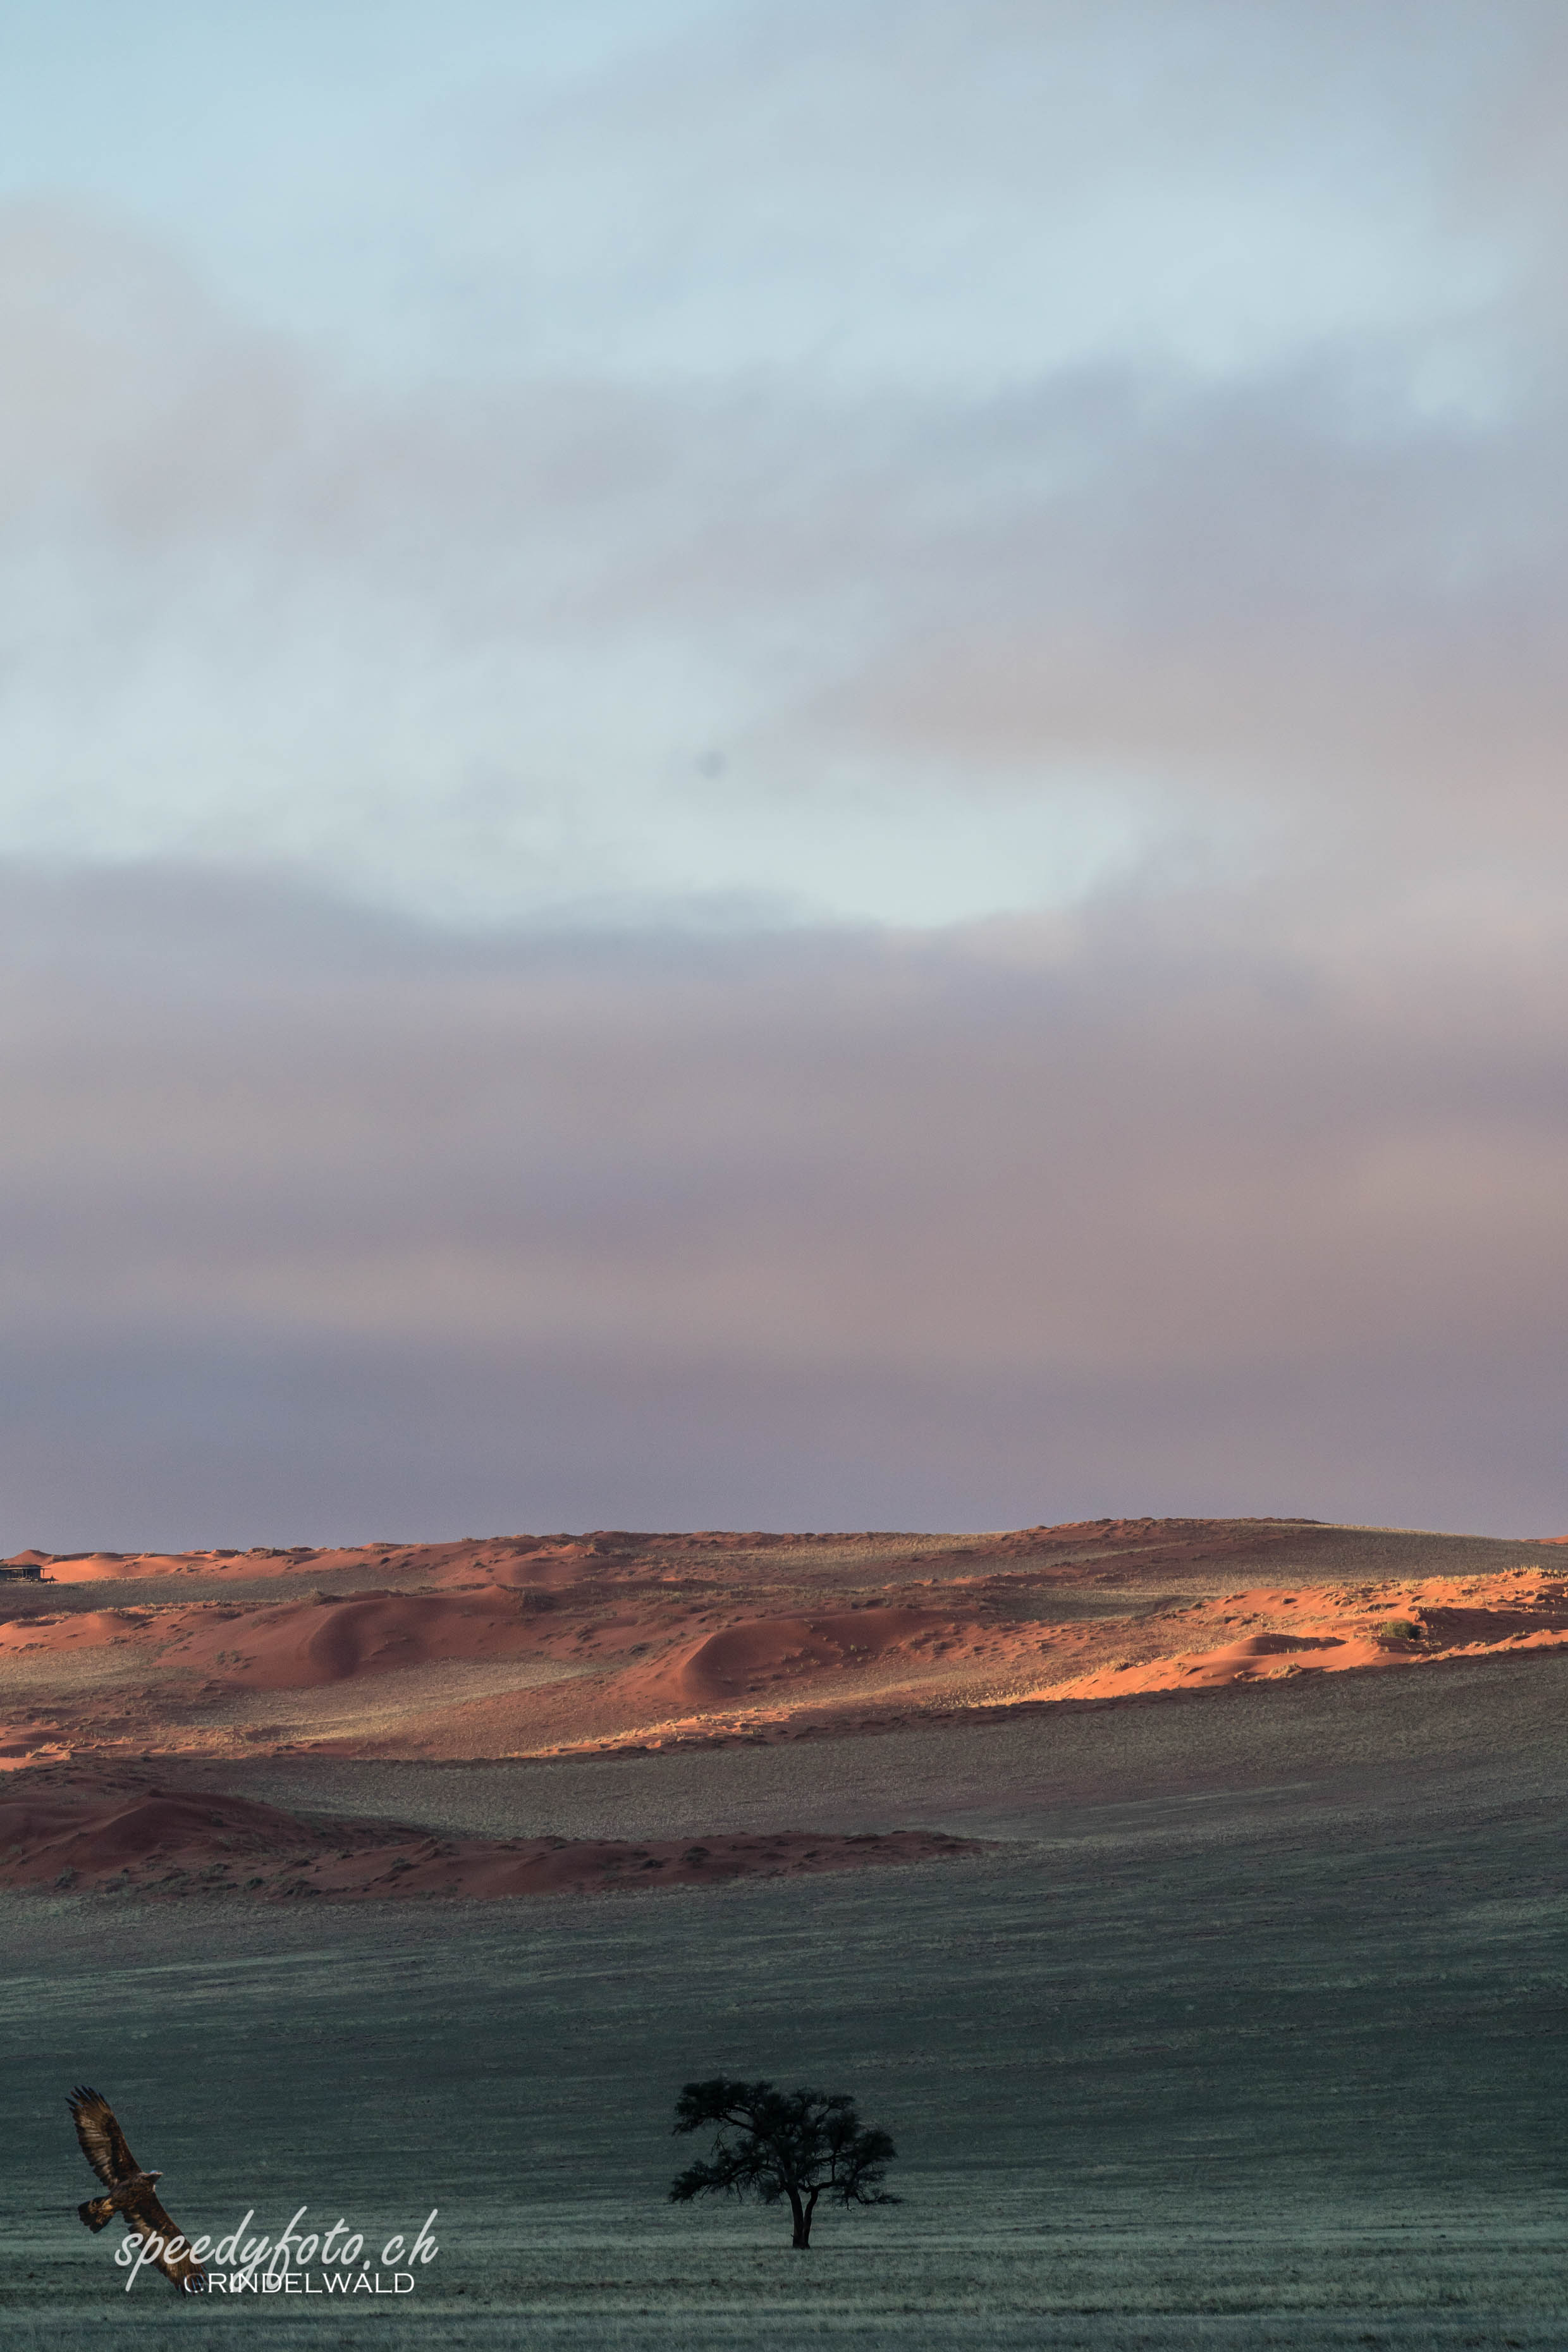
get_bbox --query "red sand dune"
[163,1590,549,1689]
[34,1553,229,1584]
[0,1608,151,1653]
[3,1522,1567,1769]
[0,1787,323,1878]
[1050,1575,1568,1701]
[0,1590,561,1696]
[673,1607,953,1704]
[0,1774,986,1900]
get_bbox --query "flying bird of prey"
[68,2086,205,2290]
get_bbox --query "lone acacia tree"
[668,2076,900,2249]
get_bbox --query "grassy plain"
[2,1648,1564,2348]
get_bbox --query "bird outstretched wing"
[121,2184,205,2290]
[68,2087,138,2187]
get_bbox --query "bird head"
[147,2170,162,2182]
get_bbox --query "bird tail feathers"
[78,2196,114,2232]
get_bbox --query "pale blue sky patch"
[0,0,1558,932]
[0,0,1509,395]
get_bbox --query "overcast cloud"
[1,0,1565,1543]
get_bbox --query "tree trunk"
[788,2189,811,2249]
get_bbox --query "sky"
[3,0,1567,1545]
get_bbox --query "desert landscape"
[7,1512,1568,1770]
[3,1515,1565,2348]
[3,1513,1566,1899]
[12,4,1568,2344]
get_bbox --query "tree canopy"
[668,2075,900,2248]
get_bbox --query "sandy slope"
[0,1770,984,1899]
[3,1518,1565,1773]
